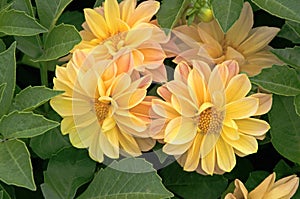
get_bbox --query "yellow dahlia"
[171,2,282,76]
[151,60,272,175]
[50,51,155,162]
[73,0,168,82]
[225,172,299,199]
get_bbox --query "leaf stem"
[40,62,50,112]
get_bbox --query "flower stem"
[40,62,50,112]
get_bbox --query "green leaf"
[211,0,243,33]
[273,160,294,180]
[160,162,228,199]
[157,0,190,32]
[41,148,96,199]
[78,158,173,199]
[252,0,300,23]
[30,127,70,159]
[0,139,36,190]
[0,39,5,52]
[14,36,43,58]
[245,171,269,191]
[278,21,300,44]
[10,86,63,111]
[0,184,11,199]
[0,10,47,36]
[0,111,59,139]
[57,11,84,31]
[35,0,73,29]
[34,24,81,61]
[271,47,300,69]
[0,42,16,117]
[269,95,300,164]
[295,95,300,116]
[0,191,3,199]
[0,83,6,104]
[94,0,104,7]
[250,65,300,96]
[12,0,34,17]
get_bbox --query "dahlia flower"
[225,172,299,199]
[50,51,155,162]
[151,60,272,175]
[171,2,282,76]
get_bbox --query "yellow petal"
[115,89,146,109]
[120,0,136,22]
[109,73,131,97]
[225,74,251,103]
[192,60,212,84]
[135,137,155,151]
[231,179,249,199]
[125,26,153,47]
[88,132,104,162]
[222,124,239,140]
[164,117,197,144]
[249,173,275,199]
[171,94,198,117]
[84,8,109,39]
[235,118,270,136]
[118,129,142,156]
[167,80,191,100]
[128,1,159,27]
[152,99,179,119]
[216,138,236,172]
[201,147,216,175]
[61,117,76,135]
[104,0,120,34]
[250,93,272,116]
[102,117,116,132]
[208,64,228,96]
[200,133,220,158]
[184,133,204,171]
[225,97,258,119]
[69,131,85,148]
[163,142,192,155]
[223,133,258,155]
[114,111,147,134]
[100,128,119,159]
[187,68,207,106]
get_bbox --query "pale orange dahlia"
[50,51,155,162]
[73,0,168,82]
[225,172,299,199]
[151,60,272,175]
[171,2,282,76]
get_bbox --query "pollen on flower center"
[197,108,223,134]
[94,100,110,124]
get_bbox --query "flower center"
[103,33,126,54]
[198,107,223,134]
[94,100,110,124]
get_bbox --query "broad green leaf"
[157,0,190,32]
[30,127,70,159]
[0,83,5,104]
[57,11,84,31]
[0,10,47,36]
[41,148,96,199]
[245,171,269,191]
[0,191,3,199]
[271,47,300,69]
[278,21,300,44]
[295,95,300,116]
[0,111,59,139]
[14,36,43,58]
[35,0,73,29]
[224,158,253,181]
[160,162,228,199]
[34,24,81,61]
[0,39,5,52]
[0,139,36,190]
[273,160,294,180]
[0,184,11,199]
[10,86,63,111]
[211,0,243,33]
[269,95,300,164]
[78,158,173,199]
[12,0,34,16]
[0,42,16,117]
[250,65,300,96]
[252,0,300,23]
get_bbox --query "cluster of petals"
[168,2,282,76]
[151,60,272,175]
[225,172,299,199]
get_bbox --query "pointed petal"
[152,99,179,119]
[265,175,299,199]
[104,0,121,34]
[184,133,204,171]
[225,74,251,103]
[118,130,142,156]
[216,138,236,172]
[120,0,136,22]
[232,179,249,199]
[208,64,228,96]
[115,89,146,109]
[222,124,239,140]
[171,94,198,117]
[201,147,216,175]
[250,93,272,115]
[128,1,159,26]
[174,61,191,83]
[235,118,270,136]
[88,132,104,162]
[100,128,119,159]
[109,73,131,97]
[225,97,258,119]
[223,133,258,156]
[163,142,192,155]
[200,133,220,158]
[61,117,76,135]
[84,8,109,39]
[248,173,275,199]
[187,68,207,106]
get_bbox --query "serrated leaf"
[271,46,300,69]
[269,95,300,164]
[250,65,300,96]
[12,0,34,17]
[78,158,173,199]
[10,86,63,111]
[0,42,16,117]
[41,148,96,199]
[252,0,300,23]
[245,171,269,191]
[211,0,243,33]
[34,24,81,61]
[0,139,36,190]
[278,21,300,44]
[14,36,43,58]
[0,111,59,139]
[157,0,189,32]
[160,162,227,199]
[295,95,300,116]
[0,10,47,36]
[35,0,73,29]
[30,127,70,159]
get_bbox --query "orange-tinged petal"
[167,80,191,100]
[171,94,198,117]
[152,99,180,119]
[201,147,216,175]
[225,97,258,119]
[174,61,191,83]
[164,117,197,144]
[248,173,275,199]
[84,8,109,39]
[115,89,146,109]
[250,93,272,115]
[109,73,131,97]
[192,60,212,84]
[235,118,270,137]
[223,133,258,156]
[208,64,227,95]
[225,46,245,66]
[125,27,153,47]
[115,111,148,134]
[216,138,236,172]
[223,60,240,82]
[225,74,251,103]
[184,133,204,171]
[265,175,299,199]
[163,142,192,155]
[157,84,172,102]
[135,137,155,151]
[104,0,121,34]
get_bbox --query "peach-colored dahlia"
[50,51,155,162]
[151,60,272,175]
[225,172,299,199]
[73,0,168,82]
[171,2,282,76]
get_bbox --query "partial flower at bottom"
[50,52,155,162]
[151,60,272,175]
[225,172,299,199]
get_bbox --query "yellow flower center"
[198,108,223,134]
[103,33,126,54]
[94,100,110,124]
